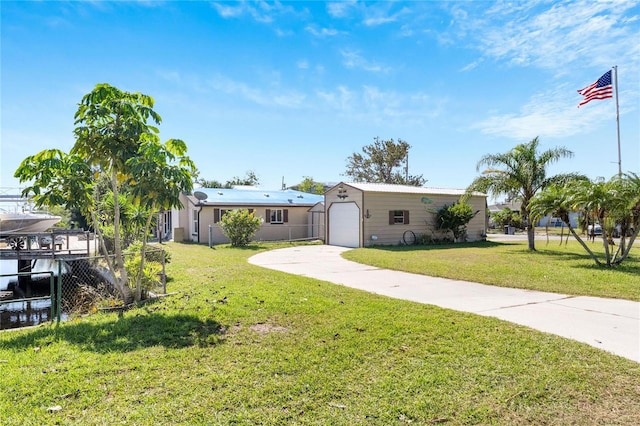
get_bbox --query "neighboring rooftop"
[188,188,324,206]
[339,182,485,196]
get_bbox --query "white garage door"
[328,202,360,247]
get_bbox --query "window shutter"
[213,208,220,223]
[404,210,410,225]
[283,209,289,223]
[265,209,271,223]
[389,211,394,225]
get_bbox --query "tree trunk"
[616,227,639,264]
[110,170,129,289]
[91,208,134,304]
[527,225,535,250]
[135,211,155,302]
[567,225,602,266]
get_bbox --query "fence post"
[208,225,213,248]
[49,271,55,322]
[162,248,166,294]
[57,261,62,324]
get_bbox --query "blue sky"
[2,1,639,197]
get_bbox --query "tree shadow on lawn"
[0,312,225,353]
[512,244,640,274]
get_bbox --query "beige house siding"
[173,203,191,241]
[325,183,487,247]
[362,193,486,245]
[181,201,316,244]
[200,206,316,244]
[362,192,429,246]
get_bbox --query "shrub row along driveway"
[249,244,639,363]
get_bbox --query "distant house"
[174,188,324,244]
[488,201,521,215]
[487,200,580,228]
[324,182,487,248]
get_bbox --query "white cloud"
[460,58,483,72]
[340,50,391,73]
[212,3,244,19]
[473,85,616,140]
[211,1,297,24]
[207,74,306,108]
[316,85,354,112]
[327,1,358,18]
[363,6,411,27]
[316,85,443,126]
[305,25,341,37]
[447,1,640,72]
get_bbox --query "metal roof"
[189,188,324,206]
[338,182,485,196]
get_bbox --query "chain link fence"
[0,245,167,330]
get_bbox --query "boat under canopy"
[0,210,62,236]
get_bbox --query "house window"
[270,209,284,224]
[389,210,410,225]
[192,209,199,236]
[265,209,288,224]
[213,208,230,223]
[214,208,255,223]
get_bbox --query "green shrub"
[219,209,262,247]
[436,202,476,242]
[124,241,165,298]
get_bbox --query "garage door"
[328,202,360,247]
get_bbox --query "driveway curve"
[249,244,639,363]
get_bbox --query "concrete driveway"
[249,244,640,363]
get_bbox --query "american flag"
[577,70,613,107]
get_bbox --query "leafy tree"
[15,83,193,303]
[293,176,325,194]
[197,171,260,189]
[226,170,260,187]
[345,137,426,186]
[491,208,522,229]
[127,137,194,299]
[435,202,477,242]
[198,179,225,188]
[467,137,581,251]
[71,83,163,302]
[218,209,262,247]
[14,150,130,300]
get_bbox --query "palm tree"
[529,185,602,265]
[467,137,579,250]
[567,174,640,266]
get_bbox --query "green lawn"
[1,242,639,425]
[343,239,640,301]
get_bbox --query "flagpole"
[613,65,622,176]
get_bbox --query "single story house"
[324,182,487,248]
[174,188,324,244]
